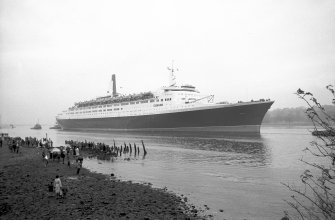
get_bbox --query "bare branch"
[286,85,335,219]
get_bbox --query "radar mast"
[167,60,178,87]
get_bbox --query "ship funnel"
[112,74,117,97]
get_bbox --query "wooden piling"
[141,140,147,155]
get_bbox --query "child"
[48,181,53,192]
[44,155,49,167]
[76,160,82,175]
[54,175,62,198]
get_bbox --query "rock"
[0,202,11,215]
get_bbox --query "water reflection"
[129,131,271,167]
[69,129,272,167]
[56,129,269,167]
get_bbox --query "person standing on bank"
[76,160,82,175]
[16,140,20,154]
[44,154,49,167]
[54,175,62,198]
[75,147,80,157]
[60,149,65,164]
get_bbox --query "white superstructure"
[57,84,216,120]
[56,66,220,120]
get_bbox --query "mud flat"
[0,144,203,219]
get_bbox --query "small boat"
[31,123,42,130]
[312,130,335,137]
[49,123,61,129]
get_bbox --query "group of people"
[24,136,53,148]
[3,136,54,154]
[4,137,22,153]
[42,143,83,174]
[76,91,154,108]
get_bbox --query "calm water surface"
[1,125,316,220]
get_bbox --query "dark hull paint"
[57,101,273,133]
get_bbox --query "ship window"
[150,100,155,103]
[141,100,148,103]
[161,99,163,101]
[114,108,119,110]
[130,102,135,105]
[99,110,102,112]
[121,103,129,106]
[136,102,139,104]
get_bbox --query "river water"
[1,125,317,220]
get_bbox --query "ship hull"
[56,101,273,133]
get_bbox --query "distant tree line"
[263,105,335,125]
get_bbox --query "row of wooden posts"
[65,139,148,160]
[114,140,147,157]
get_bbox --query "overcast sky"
[1,0,335,125]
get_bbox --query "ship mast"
[167,61,178,87]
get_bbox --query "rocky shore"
[0,144,203,219]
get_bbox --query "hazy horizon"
[1,0,335,125]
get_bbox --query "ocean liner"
[56,66,274,133]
